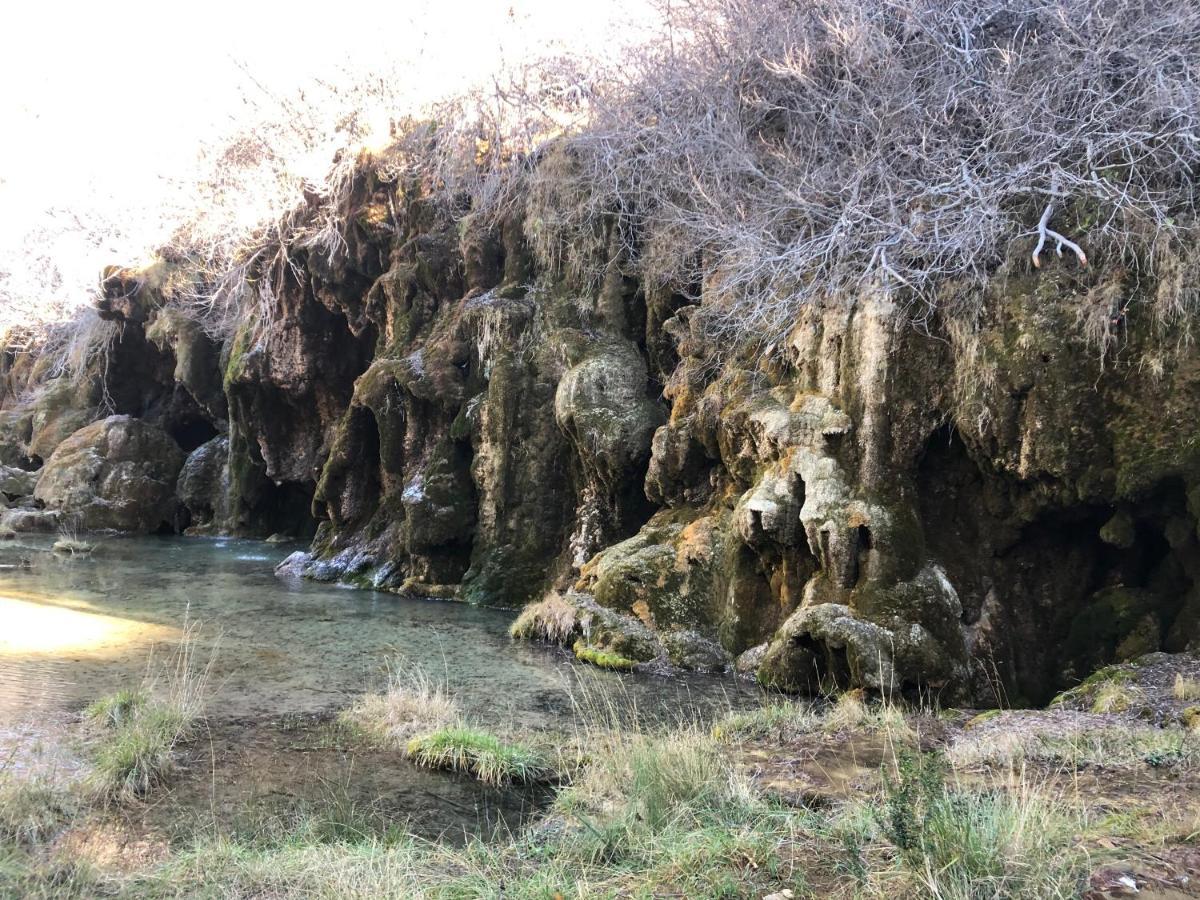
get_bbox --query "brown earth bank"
[4,152,1200,705]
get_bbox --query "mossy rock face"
[661,630,729,673]
[756,584,969,698]
[578,509,718,629]
[0,465,37,498]
[145,307,225,421]
[576,505,777,661]
[0,410,33,468]
[26,158,1200,706]
[28,378,100,462]
[563,591,665,664]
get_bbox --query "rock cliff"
[4,158,1200,704]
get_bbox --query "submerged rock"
[52,538,95,555]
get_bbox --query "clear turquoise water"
[0,535,754,840]
[0,535,746,725]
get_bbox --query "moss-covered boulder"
[34,415,185,532]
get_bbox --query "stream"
[0,535,755,842]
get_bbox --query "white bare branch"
[1032,203,1089,269]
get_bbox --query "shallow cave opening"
[786,635,854,694]
[251,480,319,540]
[853,524,873,585]
[167,416,220,454]
[337,405,384,527]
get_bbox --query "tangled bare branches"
[8,0,1200,366]
[498,0,1200,352]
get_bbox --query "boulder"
[34,415,185,532]
[0,508,60,533]
[0,465,38,498]
[176,436,229,532]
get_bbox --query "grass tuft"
[508,592,579,645]
[90,703,190,800]
[712,700,819,742]
[405,726,549,786]
[876,751,1088,899]
[84,688,146,730]
[1090,679,1144,713]
[85,619,214,801]
[1173,674,1200,702]
[0,774,75,846]
[338,662,459,747]
[823,690,915,742]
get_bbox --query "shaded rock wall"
[5,163,1200,703]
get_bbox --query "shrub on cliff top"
[13,0,1200,371]
[509,0,1200,353]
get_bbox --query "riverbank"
[3,647,1199,899]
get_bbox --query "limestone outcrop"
[5,160,1200,704]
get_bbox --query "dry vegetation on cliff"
[7,0,1200,375]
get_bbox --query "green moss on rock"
[572,640,638,671]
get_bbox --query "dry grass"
[0,772,76,847]
[1173,674,1200,702]
[948,720,1200,771]
[711,689,916,744]
[823,690,915,742]
[338,663,460,746]
[508,592,579,645]
[711,699,820,742]
[1090,679,1144,713]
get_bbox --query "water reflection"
[0,594,178,655]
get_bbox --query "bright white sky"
[0,0,658,328]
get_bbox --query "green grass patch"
[90,702,191,801]
[711,700,818,742]
[84,688,146,730]
[405,726,549,786]
[873,750,1088,898]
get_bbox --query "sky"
[0,0,658,328]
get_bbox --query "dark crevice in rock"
[167,415,219,454]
